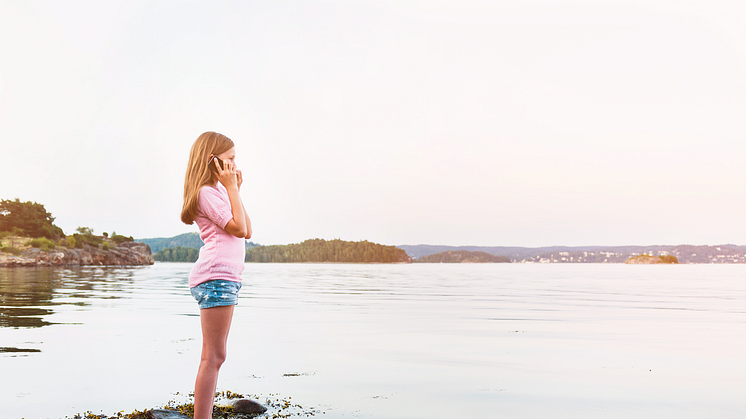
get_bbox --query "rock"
[1,242,154,267]
[36,250,50,264]
[233,399,268,414]
[80,250,93,264]
[145,409,191,419]
[625,255,660,264]
[51,251,65,264]
[625,254,678,264]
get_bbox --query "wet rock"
[80,250,93,264]
[36,250,49,264]
[51,251,65,264]
[145,410,190,419]
[0,255,37,267]
[233,399,268,414]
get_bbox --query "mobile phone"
[208,155,224,173]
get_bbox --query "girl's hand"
[236,169,243,190]
[214,157,238,190]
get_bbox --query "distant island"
[245,238,412,263]
[625,254,679,264]
[415,250,510,263]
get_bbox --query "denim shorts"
[190,280,242,309]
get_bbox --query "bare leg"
[194,305,235,419]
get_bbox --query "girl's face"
[213,147,237,168]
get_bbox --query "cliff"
[0,241,154,267]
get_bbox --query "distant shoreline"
[397,243,746,264]
[138,233,746,264]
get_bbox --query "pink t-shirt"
[188,182,245,287]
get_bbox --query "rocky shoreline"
[624,254,679,264]
[0,241,154,267]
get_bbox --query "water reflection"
[0,267,136,329]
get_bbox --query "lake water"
[1,263,745,419]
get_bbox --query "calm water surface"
[1,263,745,419]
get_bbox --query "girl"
[181,131,252,419]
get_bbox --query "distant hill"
[137,233,204,253]
[137,232,260,253]
[246,238,412,263]
[415,250,510,263]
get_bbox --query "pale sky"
[1,0,745,247]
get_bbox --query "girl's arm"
[223,187,248,238]
[235,169,252,239]
[240,199,252,239]
[217,162,248,238]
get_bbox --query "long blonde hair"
[181,131,235,225]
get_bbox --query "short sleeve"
[197,186,233,229]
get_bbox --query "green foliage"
[626,254,680,264]
[55,227,124,250]
[1,245,22,255]
[154,246,200,262]
[0,198,64,239]
[71,233,87,248]
[659,254,679,264]
[73,227,103,246]
[29,237,56,251]
[245,238,412,263]
[76,226,93,235]
[111,233,134,244]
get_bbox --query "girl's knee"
[201,350,227,367]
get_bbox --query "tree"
[153,246,200,262]
[76,226,93,235]
[244,238,413,263]
[110,232,134,244]
[0,198,64,239]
